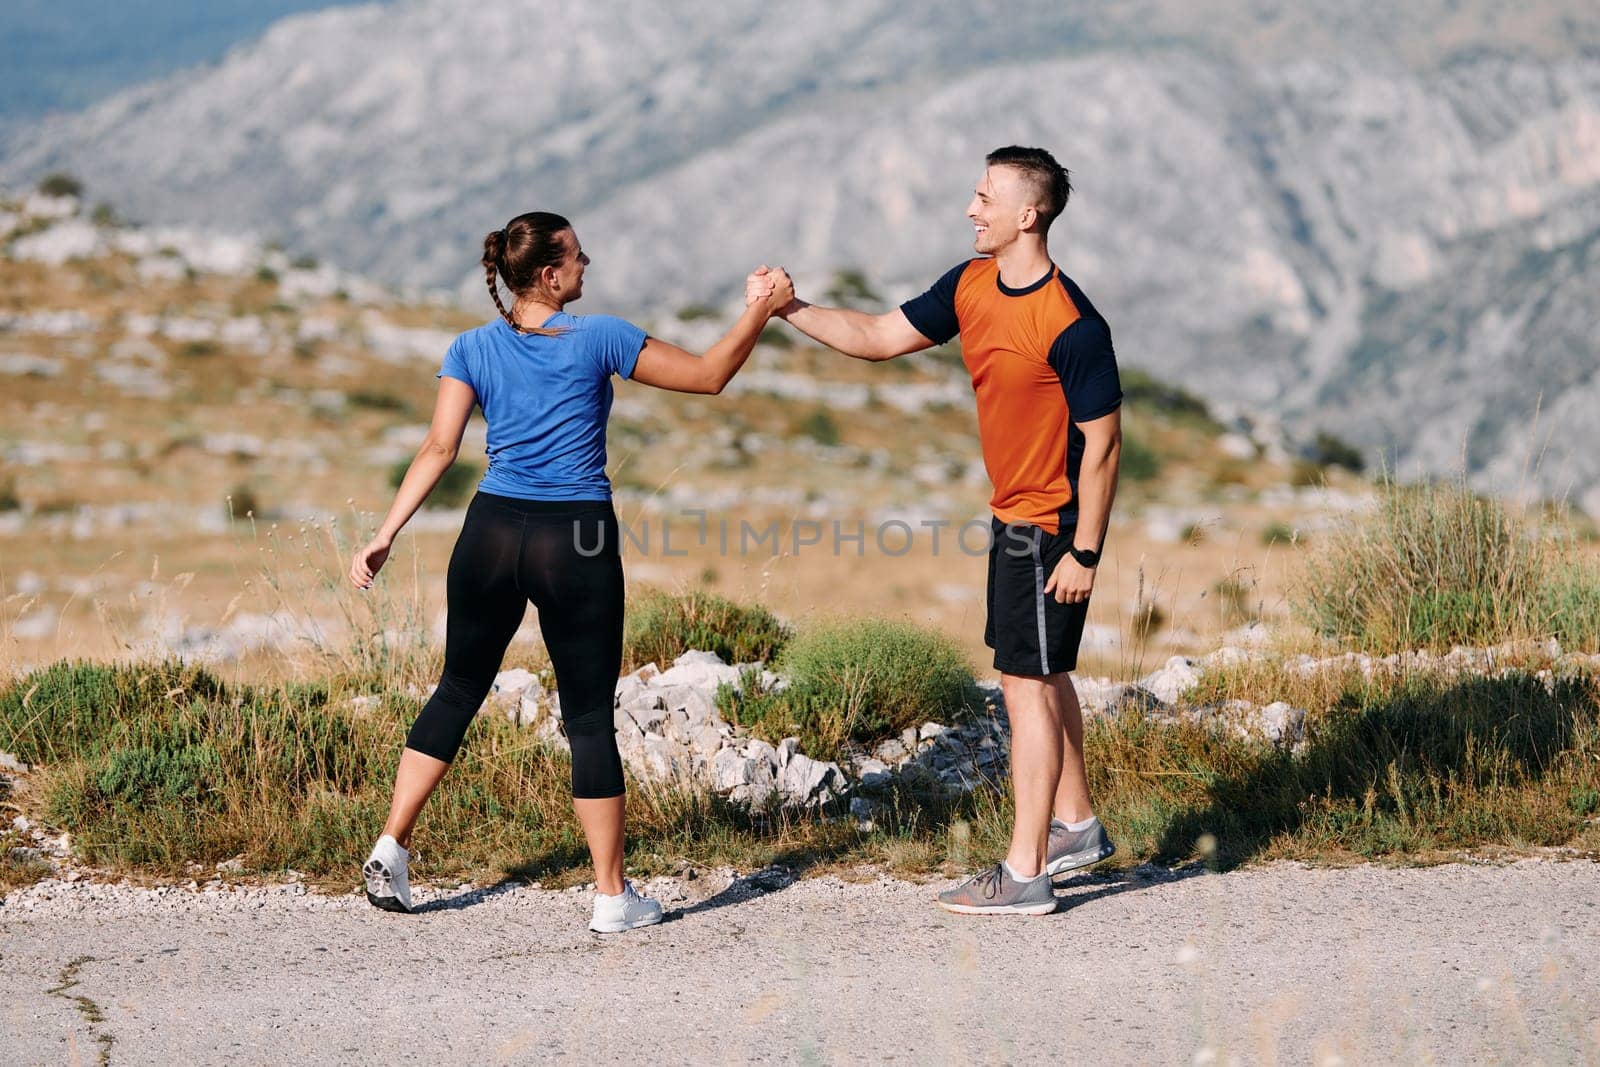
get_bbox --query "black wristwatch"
[1068,545,1101,568]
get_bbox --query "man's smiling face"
[966,166,1033,254]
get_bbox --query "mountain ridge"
[2,0,1597,507]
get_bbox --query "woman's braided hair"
[482,211,572,336]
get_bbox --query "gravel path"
[3,859,1598,1064]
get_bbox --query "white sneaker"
[362,834,413,913]
[589,880,663,933]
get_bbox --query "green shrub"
[758,324,793,349]
[824,268,882,309]
[1120,435,1160,482]
[798,408,841,447]
[722,618,980,756]
[0,478,20,513]
[624,589,792,671]
[1261,521,1298,546]
[675,304,718,322]
[1307,431,1366,474]
[1119,368,1222,432]
[349,390,410,413]
[389,459,479,508]
[1298,475,1600,652]
[227,483,260,521]
[1210,575,1258,627]
[0,660,225,766]
[37,172,83,199]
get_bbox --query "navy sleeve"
[898,261,970,345]
[1048,316,1122,423]
[437,334,473,387]
[586,315,648,379]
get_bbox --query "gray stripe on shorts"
[1031,528,1049,675]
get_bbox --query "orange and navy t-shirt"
[901,258,1121,535]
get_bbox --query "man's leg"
[1001,671,1068,878]
[1051,671,1094,825]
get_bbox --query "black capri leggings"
[405,492,625,799]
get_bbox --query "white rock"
[779,752,843,805]
[689,723,724,754]
[638,737,688,781]
[1200,646,1249,670]
[660,684,717,723]
[653,649,744,691]
[619,691,668,733]
[775,737,800,768]
[854,758,893,790]
[1139,656,1202,705]
[918,722,947,741]
[0,354,63,378]
[711,748,755,792]
[1256,702,1307,748]
[744,738,778,768]
[12,219,101,265]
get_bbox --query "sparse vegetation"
[387,459,479,509]
[1306,430,1366,474]
[0,477,20,513]
[227,483,260,521]
[37,172,83,199]
[1119,434,1161,482]
[675,303,718,322]
[1299,475,1600,651]
[623,588,792,671]
[1210,574,1259,627]
[798,408,842,447]
[718,618,981,758]
[823,268,882,309]
[348,389,411,414]
[3,650,1596,887]
[1120,369,1222,433]
[758,324,793,349]
[1261,520,1297,546]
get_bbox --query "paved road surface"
[3,860,1597,1064]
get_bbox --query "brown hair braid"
[482,211,573,336]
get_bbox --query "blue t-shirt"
[437,313,646,501]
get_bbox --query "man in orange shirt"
[750,146,1123,914]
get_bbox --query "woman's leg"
[523,509,628,894]
[379,498,528,848]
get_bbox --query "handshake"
[745,265,798,317]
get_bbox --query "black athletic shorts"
[984,516,1091,676]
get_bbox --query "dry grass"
[1299,475,1600,652]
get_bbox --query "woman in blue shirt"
[348,211,792,931]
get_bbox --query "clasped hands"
[746,265,797,315]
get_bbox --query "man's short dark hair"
[986,146,1072,233]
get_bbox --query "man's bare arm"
[780,302,935,362]
[1043,409,1121,604]
[1071,409,1121,553]
[746,266,933,362]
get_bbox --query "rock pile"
[470,646,1331,812]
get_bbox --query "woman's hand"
[763,267,795,316]
[747,265,797,317]
[350,535,393,589]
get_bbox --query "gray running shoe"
[936,863,1057,916]
[1045,817,1116,877]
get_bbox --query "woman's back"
[439,312,645,501]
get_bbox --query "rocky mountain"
[2,0,1598,507]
